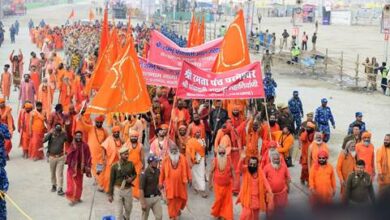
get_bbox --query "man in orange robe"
[171,99,190,138]
[299,122,315,185]
[175,124,189,155]
[1,65,12,100]
[186,113,205,139]
[263,149,290,212]
[308,132,329,172]
[274,127,294,166]
[29,65,40,93]
[187,128,207,198]
[29,102,46,160]
[356,131,375,179]
[0,98,14,158]
[159,143,191,220]
[246,120,260,158]
[237,155,274,220]
[259,114,280,156]
[37,78,52,118]
[79,114,108,191]
[336,140,356,200]
[126,130,145,199]
[209,146,234,220]
[18,102,33,158]
[376,134,390,192]
[58,76,73,112]
[101,126,124,192]
[309,150,336,206]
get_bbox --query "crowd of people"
[0,18,390,220]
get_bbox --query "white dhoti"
[191,156,206,191]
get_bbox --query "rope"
[0,190,33,220]
[87,180,98,220]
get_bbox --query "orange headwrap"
[24,103,33,109]
[318,150,329,159]
[160,124,169,129]
[129,130,139,137]
[362,131,372,139]
[112,126,121,133]
[95,115,105,122]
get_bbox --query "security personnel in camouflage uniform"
[314,98,335,143]
[0,122,10,219]
[288,91,304,134]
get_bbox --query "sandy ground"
[0,2,389,220]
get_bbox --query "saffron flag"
[187,13,196,47]
[85,29,119,92]
[176,61,265,99]
[89,8,95,21]
[190,19,199,47]
[99,6,109,56]
[68,9,75,20]
[212,10,250,73]
[195,16,205,46]
[86,38,151,114]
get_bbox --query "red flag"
[212,10,250,73]
[99,6,109,56]
[86,35,151,114]
[68,9,75,20]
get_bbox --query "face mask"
[248,166,257,174]
[364,140,370,146]
[269,121,276,126]
[318,160,327,165]
[130,138,138,143]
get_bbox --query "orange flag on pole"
[99,6,109,56]
[89,8,95,21]
[187,13,195,47]
[189,19,199,47]
[86,36,151,115]
[212,10,250,73]
[68,9,75,20]
[85,29,119,93]
[195,16,205,46]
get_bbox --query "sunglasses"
[218,152,226,156]
[318,157,327,160]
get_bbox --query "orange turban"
[160,124,169,129]
[0,98,5,104]
[95,115,105,122]
[112,126,121,133]
[24,103,33,109]
[318,150,329,159]
[178,124,187,130]
[362,131,372,139]
[129,130,139,137]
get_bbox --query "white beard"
[271,162,281,169]
[169,152,180,166]
[350,151,357,158]
[217,154,227,171]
